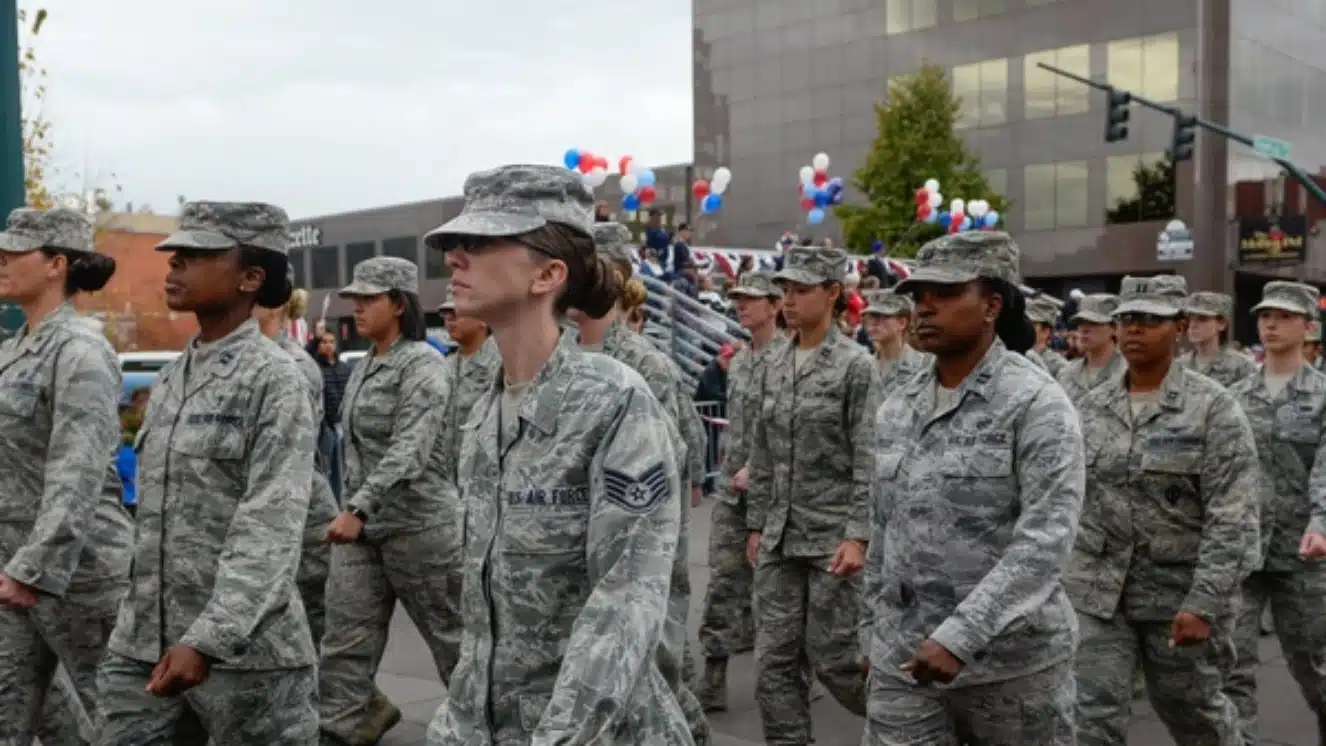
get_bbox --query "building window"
[984,168,1008,199]
[344,242,376,278]
[310,246,339,290]
[1107,33,1180,102]
[425,244,447,279]
[1024,45,1090,119]
[382,236,418,266]
[952,58,1008,128]
[955,0,1006,22]
[289,248,307,289]
[1023,161,1089,231]
[885,0,937,35]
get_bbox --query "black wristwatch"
[348,506,369,522]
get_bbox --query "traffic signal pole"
[1037,61,1326,207]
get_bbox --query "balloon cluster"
[617,157,660,211]
[692,166,732,215]
[913,179,1000,233]
[563,148,610,189]
[796,152,841,226]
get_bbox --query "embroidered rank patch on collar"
[603,463,669,514]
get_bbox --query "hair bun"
[67,253,116,293]
[568,255,622,319]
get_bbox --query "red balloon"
[813,169,828,187]
[915,188,929,206]
[639,185,657,203]
[800,196,815,210]
[949,212,964,234]
[594,155,609,170]
[693,180,711,199]
[619,156,633,175]
[578,153,594,173]
[916,203,932,220]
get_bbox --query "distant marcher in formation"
[864,232,1083,745]
[1304,321,1323,370]
[425,164,692,744]
[1026,294,1068,376]
[859,288,928,409]
[1056,294,1124,403]
[96,201,320,743]
[0,207,130,745]
[1180,291,1258,386]
[1067,274,1260,746]
[318,256,463,746]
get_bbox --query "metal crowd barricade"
[693,400,728,484]
[638,275,747,393]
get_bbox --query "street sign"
[1253,135,1293,161]
[1157,219,1193,262]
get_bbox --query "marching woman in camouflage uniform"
[863,232,1084,744]
[424,164,691,745]
[746,245,873,746]
[440,292,501,412]
[860,288,928,401]
[253,291,339,650]
[1025,294,1068,376]
[1226,281,1326,744]
[1056,293,1124,403]
[318,256,462,746]
[0,207,131,744]
[96,201,320,743]
[1304,323,1323,370]
[1067,275,1261,746]
[696,272,783,712]
[1180,291,1257,386]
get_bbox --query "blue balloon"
[807,207,826,225]
[828,176,844,189]
[983,211,999,227]
[563,149,581,169]
[638,169,657,188]
[702,193,723,213]
[924,209,939,224]
[961,216,973,231]
[814,190,831,208]
[938,211,952,228]
[622,193,641,211]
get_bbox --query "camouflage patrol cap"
[861,289,914,317]
[1183,291,1232,318]
[0,207,95,253]
[1113,275,1189,317]
[592,222,634,264]
[895,231,1021,294]
[1251,281,1319,317]
[1072,293,1119,324]
[773,247,848,285]
[1025,296,1063,326]
[156,201,290,254]
[338,256,419,297]
[423,164,594,249]
[728,271,783,300]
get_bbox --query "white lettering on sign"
[288,225,323,249]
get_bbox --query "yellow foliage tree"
[19,7,51,209]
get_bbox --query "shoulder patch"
[603,462,670,514]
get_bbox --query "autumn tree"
[18,7,51,208]
[1105,156,1175,224]
[835,65,1008,257]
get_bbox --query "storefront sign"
[1238,215,1306,265]
[288,225,323,250]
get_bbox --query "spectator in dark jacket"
[311,329,352,503]
[694,343,735,495]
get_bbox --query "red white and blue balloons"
[563,148,609,189]
[914,178,1000,232]
[797,152,842,225]
[693,166,732,215]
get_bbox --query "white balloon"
[628,161,643,176]
[711,179,729,196]
[812,152,830,170]
[969,200,987,218]
[584,167,608,188]
[924,179,940,193]
[713,166,733,186]
[620,174,639,193]
[951,199,965,214]
[928,191,942,208]
[799,165,814,183]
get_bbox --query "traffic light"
[1167,114,1198,162]
[1104,88,1131,143]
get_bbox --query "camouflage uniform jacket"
[1064,363,1261,624]
[109,320,318,669]
[1229,364,1326,572]
[1178,348,1258,388]
[864,340,1084,686]
[278,334,339,545]
[0,302,130,596]
[341,338,456,543]
[1055,350,1126,404]
[1027,347,1068,377]
[446,336,502,463]
[867,345,930,416]
[715,335,788,505]
[435,343,691,746]
[747,327,876,556]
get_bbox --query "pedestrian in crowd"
[1180,291,1258,386]
[1226,281,1326,744]
[311,329,352,503]
[117,386,151,514]
[860,288,929,406]
[865,240,893,287]
[96,201,319,743]
[1304,321,1323,370]
[747,246,873,745]
[863,231,1083,744]
[695,343,734,498]
[423,164,692,745]
[568,220,710,745]
[318,256,463,746]
[1026,294,1068,376]
[1056,293,1124,403]
[698,271,783,712]
[0,207,131,745]
[253,291,339,652]
[1067,274,1260,746]
[673,259,700,299]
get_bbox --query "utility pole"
[0,1,22,338]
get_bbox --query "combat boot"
[698,657,728,712]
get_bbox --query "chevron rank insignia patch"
[603,463,669,514]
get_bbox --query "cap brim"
[338,281,391,298]
[1251,299,1313,316]
[862,308,907,317]
[423,212,547,249]
[1113,300,1181,317]
[893,266,980,294]
[0,233,43,253]
[772,268,824,286]
[728,287,775,299]
[1071,311,1115,324]
[155,230,238,252]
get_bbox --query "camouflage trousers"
[0,577,124,746]
[698,499,754,660]
[317,527,463,745]
[1075,610,1239,746]
[659,497,710,746]
[863,661,1076,745]
[94,653,318,745]
[298,533,331,652]
[1229,567,1326,746]
[36,665,95,746]
[753,550,867,746]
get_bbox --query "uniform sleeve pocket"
[938,447,1013,478]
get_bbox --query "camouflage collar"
[14,302,79,357]
[1243,360,1324,404]
[499,339,572,437]
[903,338,1008,403]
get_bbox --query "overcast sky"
[33,1,693,219]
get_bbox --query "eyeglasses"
[1115,313,1173,327]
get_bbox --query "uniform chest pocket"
[501,510,589,556]
[0,389,37,419]
[1139,450,1202,504]
[1274,406,1320,445]
[938,447,1014,479]
[169,424,246,461]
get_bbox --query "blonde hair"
[620,276,648,313]
[286,288,309,321]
